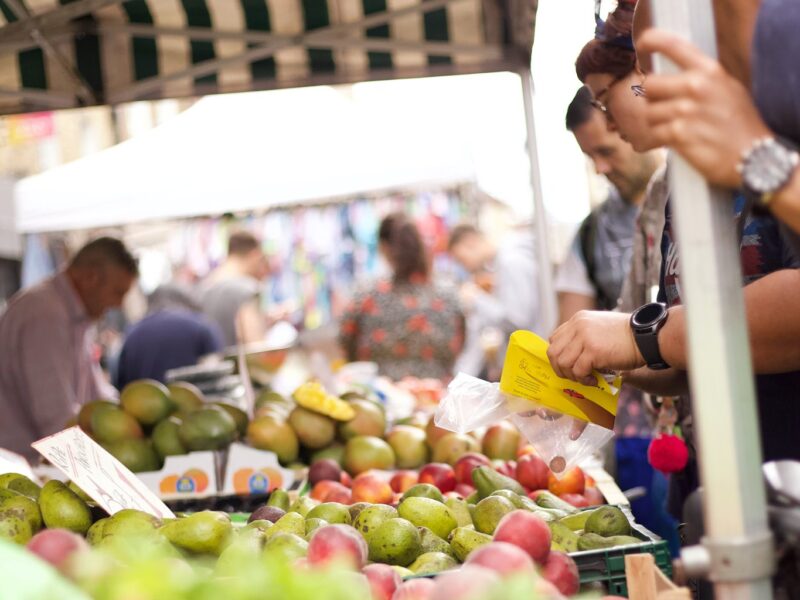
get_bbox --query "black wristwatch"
[630,302,670,370]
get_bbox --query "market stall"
[0,0,778,598]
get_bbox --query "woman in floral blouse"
[339,214,465,381]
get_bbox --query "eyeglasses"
[590,82,647,114]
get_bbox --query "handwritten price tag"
[32,427,174,519]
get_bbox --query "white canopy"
[15,73,540,232]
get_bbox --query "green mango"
[353,505,398,541]
[444,498,473,528]
[39,480,92,534]
[577,532,641,551]
[417,526,456,558]
[397,497,457,540]
[267,489,291,512]
[0,513,32,544]
[304,518,329,540]
[472,496,516,535]
[367,518,422,567]
[534,491,578,514]
[559,509,598,531]
[263,533,308,562]
[306,503,351,525]
[409,551,458,575]
[548,522,580,553]
[0,474,41,500]
[472,466,526,499]
[265,512,305,540]
[216,529,264,575]
[159,511,233,555]
[449,527,492,562]
[0,494,42,533]
[584,506,631,537]
[288,496,318,518]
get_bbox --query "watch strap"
[633,329,670,370]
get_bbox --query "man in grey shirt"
[449,224,544,379]
[198,230,269,347]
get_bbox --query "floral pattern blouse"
[339,278,465,381]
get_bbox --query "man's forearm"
[623,367,689,396]
[656,269,800,373]
[770,167,800,236]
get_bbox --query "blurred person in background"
[115,284,223,389]
[448,223,543,380]
[558,86,661,323]
[198,230,270,347]
[0,237,137,460]
[339,213,464,381]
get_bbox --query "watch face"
[744,139,800,194]
[632,303,666,327]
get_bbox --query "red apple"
[584,487,604,506]
[541,551,580,596]
[493,510,552,564]
[363,563,402,600]
[27,529,89,574]
[341,471,353,488]
[465,541,536,578]
[352,473,394,504]
[418,463,456,493]
[453,452,491,486]
[430,565,500,600]
[492,459,516,479]
[390,470,419,494]
[454,484,476,498]
[311,480,344,501]
[482,421,521,461]
[558,493,590,508]
[307,525,368,570]
[392,578,436,600]
[548,467,585,496]
[516,453,550,491]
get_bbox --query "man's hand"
[637,29,772,188]
[547,311,645,385]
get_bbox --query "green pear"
[265,511,305,540]
[449,527,492,562]
[417,526,456,558]
[444,498,473,528]
[288,496,318,518]
[353,504,398,541]
[263,533,308,562]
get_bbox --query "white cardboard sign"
[32,427,175,519]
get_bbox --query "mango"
[265,512,305,540]
[397,497,457,540]
[304,518,329,540]
[288,496,318,518]
[353,504,398,541]
[39,480,92,535]
[472,496,515,535]
[444,497,473,528]
[577,532,641,551]
[409,551,458,575]
[449,527,492,562]
[559,509,597,531]
[584,506,631,537]
[267,489,291,512]
[367,518,422,567]
[548,521,580,553]
[0,474,41,500]
[263,532,308,562]
[159,511,233,555]
[472,466,525,499]
[418,526,456,558]
[306,502,351,525]
[0,513,32,544]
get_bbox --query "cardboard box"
[137,451,219,501]
[221,443,295,496]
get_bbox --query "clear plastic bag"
[435,373,614,475]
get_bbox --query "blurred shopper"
[558,85,661,322]
[448,223,543,378]
[199,230,269,347]
[339,214,464,380]
[115,284,223,389]
[0,237,137,459]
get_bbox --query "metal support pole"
[650,1,774,598]
[519,67,557,335]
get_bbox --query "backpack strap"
[578,210,609,308]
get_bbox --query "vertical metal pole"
[650,1,773,598]
[520,67,558,335]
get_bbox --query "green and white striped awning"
[0,0,537,115]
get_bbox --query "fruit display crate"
[570,506,672,597]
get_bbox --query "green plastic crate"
[570,506,673,597]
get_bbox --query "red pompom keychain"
[647,397,689,474]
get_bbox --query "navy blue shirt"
[115,310,223,389]
[658,194,800,462]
